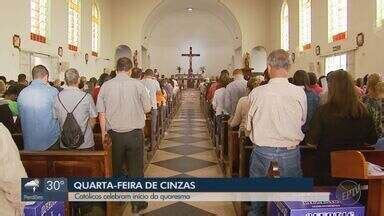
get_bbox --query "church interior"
[1,0,384,215]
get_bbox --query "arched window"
[377,0,384,27]
[328,0,347,43]
[281,2,289,51]
[92,1,100,57]
[31,0,49,43]
[68,0,81,51]
[299,0,311,51]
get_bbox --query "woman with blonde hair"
[308,70,377,185]
[230,76,263,135]
[366,73,381,96]
[363,73,384,149]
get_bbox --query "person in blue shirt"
[18,65,60,151]
[293,70,320,135]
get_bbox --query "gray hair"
[267,49,291,70]
[64,68,80,86]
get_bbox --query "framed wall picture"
[356,33,365,47]
[13,34,21,49]
[315,45,321,56]
[291,52,296,63]
[85,53,89,64]
[58,47,63,57]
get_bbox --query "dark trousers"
[109,129,146,211]
[108,129,144,177]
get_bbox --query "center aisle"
[142,89,236,216]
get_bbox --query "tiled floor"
[142,89,236,216]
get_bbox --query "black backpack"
[58,93,89,149]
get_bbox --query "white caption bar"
[68,192,330,202]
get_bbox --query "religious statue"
[177,66,182,73]
[242,52,254,81]
[85,53,89,64]
[133,50,139,67]
[200,66,206,74]
[244,52,251,69]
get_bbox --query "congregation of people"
[200,49,383,215]
[0,48,383,215]
[0,57,181,215]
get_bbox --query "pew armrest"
[331,150,384,179]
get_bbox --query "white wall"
[0,0,113,81]
[148,10,234,76]
[5,0,383,80]
[268,0,384,78]
[250,46,267,73]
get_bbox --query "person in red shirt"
[92,73,111,103]
[206,76,219,101]
[308,72,322,95]
[206,70,230,101]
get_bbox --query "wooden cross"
[181,46,200,76]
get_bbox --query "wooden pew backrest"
[331,150,384,179]
[20,134,112,178]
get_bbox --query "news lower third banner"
[21,178,330,202]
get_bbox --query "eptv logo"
[336,180,361,206]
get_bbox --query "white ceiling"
[149,10,234,47]
[142,0,242,48]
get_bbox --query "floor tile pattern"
[141,89,235,216]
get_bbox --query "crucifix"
[181,46,200,76]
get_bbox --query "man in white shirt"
[141,69,161,148]
[0,123,27,215]
[212,76,231,148]
[224,69,247,116]
[246,49,307,216]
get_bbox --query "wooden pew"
[301,145,374,180]
[227,127,240,177]
[165,102,171,130]
[206,104,216,145]
[300,145,317,178]
[239,136,254,178]
[144,113,154,163]
[156,107,161,144]
[331,150,384,216]
[159,106,165,139]
[20,134,112,177]
[19,134,114,216]
[219,115,230,175]
[233,136,255,216]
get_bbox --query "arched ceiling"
[142,0,242,49]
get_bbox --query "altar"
[175,73,204,89]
